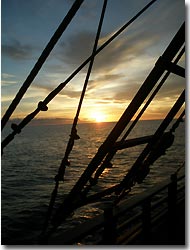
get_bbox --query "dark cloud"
[57,31,95,68]
[110,80,140,103]
[2,39,33,60]
[56,28,159,74]
[55,0,184,76]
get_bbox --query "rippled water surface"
[1,120,185,244]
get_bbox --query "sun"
[91,111,106,123]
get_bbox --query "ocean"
[1,120,185,244]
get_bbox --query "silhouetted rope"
[1,0,84,131]
[40,0,107,239]
[55,0,108,182]
[1,0,158,152]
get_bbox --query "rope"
[55,0,108,182]
[1,0,84,131]
[1,0,158,151]
[40,0,107,237]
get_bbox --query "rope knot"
[38,101,48,111]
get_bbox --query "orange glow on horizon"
[89,111,107,123]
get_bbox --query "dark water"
[1,120,185,244]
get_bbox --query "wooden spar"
[51,23,185,227]
[113,135,154,150]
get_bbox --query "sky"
[1,0,185,124]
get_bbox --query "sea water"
[1,120,185,244]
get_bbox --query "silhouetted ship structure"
[1,0,185,245]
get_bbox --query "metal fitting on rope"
[73,133,80,140]
[71,127,80,140]
[38,101,48,111]
[64,158,71,166]
[11,123,21,134]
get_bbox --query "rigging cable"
[55,0,108,182]
[1,0,158,152]
[40,0,108,239]
[1,0,84,131]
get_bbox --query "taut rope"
[40,0,108,239]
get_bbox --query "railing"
[48,171,185,245]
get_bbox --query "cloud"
[1,80,17,87]
[154,76,185,100]
[2,39,34,60]
[111,71,185,105]
[111,81,140,103]
[55,0,184,77]
[56,27,159,75]
[57,31,95,68]
[87,73,124,92]
[1,73,17,86]
[1,73,15,79]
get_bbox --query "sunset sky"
[1,0,185,124]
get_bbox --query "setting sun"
[90,111,107,123]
